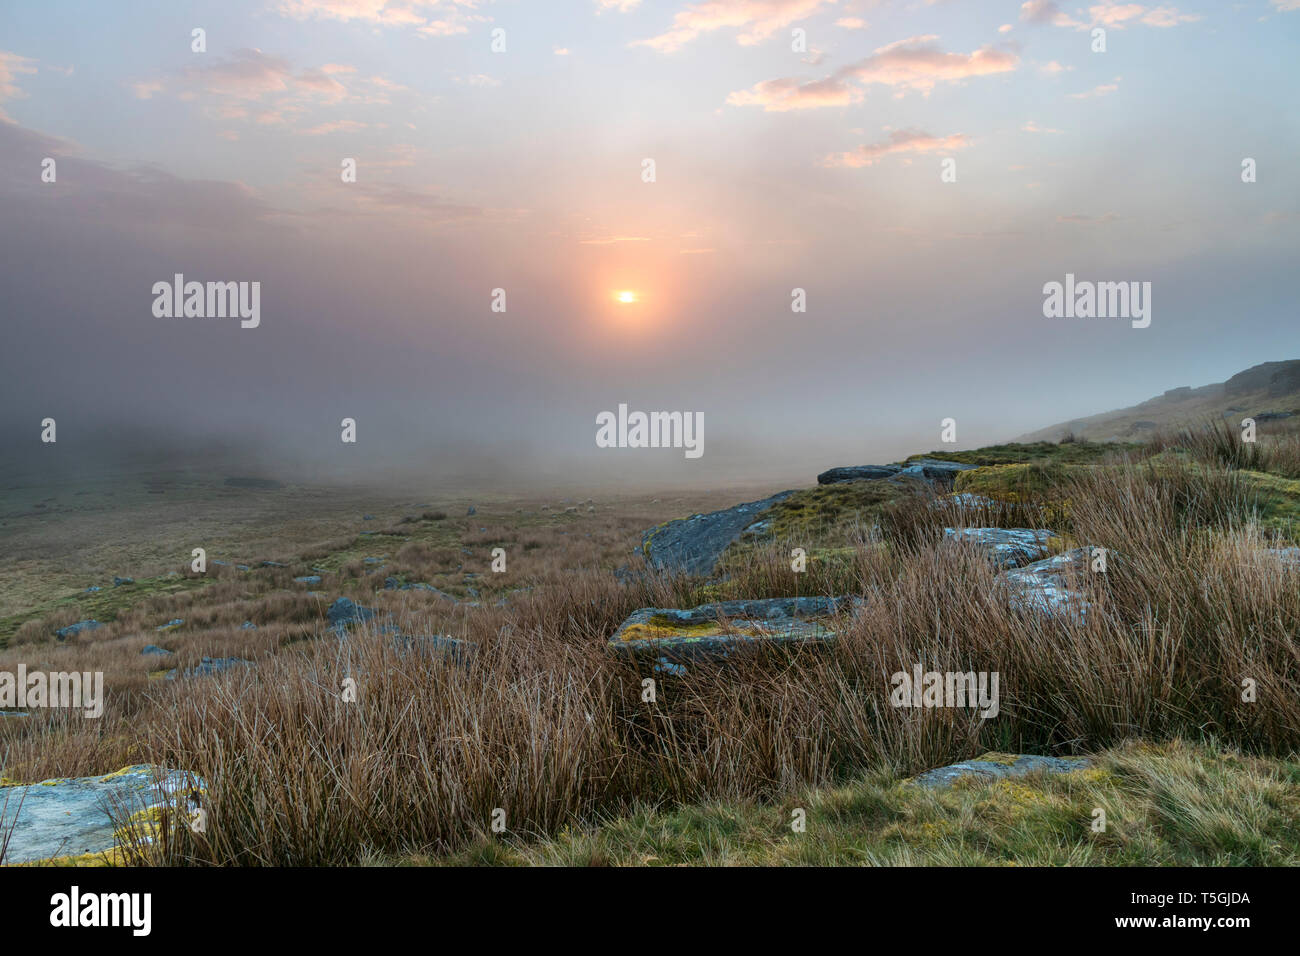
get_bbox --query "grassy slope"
[439,740,1300,867]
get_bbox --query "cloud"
[728,35,1019,109]
[1022,120,1063,133]
[1019,1,1085,27]
[595,0,641,10]
[1068,77,1120,98]
[727,75,861,111]
[554,46,571,55]
[1022,0,1199,29]
[1039,60,1072,73]
[454,74,502,87]
[276,0,488,35]
[821,129,970,168]
[633,0,833,53]
[835,17,868,29]
[1273,0,1300,11]
[837,35,1019,95]
[299,119,370,134]
[0,51,37,118]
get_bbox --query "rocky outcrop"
[0,765,202,864]
[817,465,900,484]
[608,595,859,662]
[911,753,1091,789]
[54,620,101,640]
[943,528,1057,569]
[818,458,976,488]
[641,490,795,577]
[998,548,1093,619]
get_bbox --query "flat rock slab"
[0,765,201,864]
[998,548,1093,619]
[912,753,1091,789]
[609,595,858,661]
[819,459,977,487]
[943,527,1057,569]
[641,491,795,577]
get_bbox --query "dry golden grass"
[3,435,1299,865]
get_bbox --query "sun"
[615,290,638,304]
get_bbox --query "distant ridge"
[1018,360,1300,443]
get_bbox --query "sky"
[1,0,1298,489]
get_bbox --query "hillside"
[1018,360,1300,443]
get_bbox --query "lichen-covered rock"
[943,527,1057,569]
[911,753,1091,789]
[898,458,979,486]
[327,597,377,635]
[998,549,1093,619]
[0,765,203,865]
[641,491,795,577]
[609,595,859,662]
[140,645,171,656]
[54,620,102,640]
[817,465,901,484]
[165,657,253,680]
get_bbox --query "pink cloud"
[822,129,970,168]
[633,0,833,53]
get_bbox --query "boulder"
[155,618,184,632]
[392,633,476,666]
[816,465,901,484]
[641,491,795,577]
[327,597,377,636]
[943,527,1057,569]
[898,458,979,487]
[0,764,202,865]
[165,657,253,680]
[140,645,171,656]
[54,620,101,640]
[998,548,1093,619]
[240,620,258,630]
[911,753,1091,789]
[113,576,134,587]
[294,575,322,585]
[609,595,859,662]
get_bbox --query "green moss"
[904,440,1137,467]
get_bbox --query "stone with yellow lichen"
[0,764,202,866]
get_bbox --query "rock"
[943,528,1057,569]
[998,549,1093,619]
[467,505,476,516]
[165,657,253,680]
[55,620,102,640]
[401,582,459,602]
[363,514,375,520]
[155,618,185,632]
[0,765,202,865]
[392,633,476,666]
[817,465,901,484]
[641,491,795,577]
[240,620,258,630]
[363,557,382,565]
[294,575,322,585]
[912,753,1091,789]
[140,645,171,656]
[261,560,286,568]
[236,565,251,571]
[898,458,979,487]
[327,597,377,635]
[383,576,401,590]
[609,595,859,662]
[84,586,101,593]
[113,576,134,587]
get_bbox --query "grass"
[2,423,1299,866]
[436,739,1300,866]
